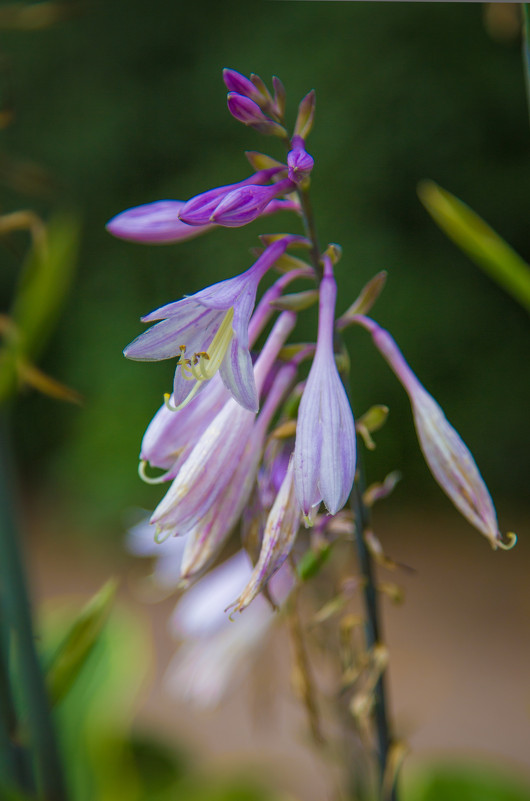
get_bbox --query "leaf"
[45,580,117,706]
[11,212,80,360]
[418,181,530,313]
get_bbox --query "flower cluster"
[109,69,513,689]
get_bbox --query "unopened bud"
[227,92,286,136]
[294,89,316,139]
[287,147,314,184]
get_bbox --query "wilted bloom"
[231,454,300,612]
[294,256,356,521]
[106,200,214,244]
[167,551,293,707]
[124,237,300,412]
[353,314,506,549]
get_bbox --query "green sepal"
[270,289,318,312]
[336,271,387,330]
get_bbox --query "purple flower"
[353,315,506,549]
[226,93,286,136]
[294,256,356,521]
[177,167,284,227]
[106,200,214,244]
[124,238,297,412]
[287,137,314,185]
[208,178,295,227]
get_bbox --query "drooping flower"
[166,551,293,707]
[124,237,300,412]
[231,454,300,612]
[352,314,507,549]
[180,358,298,581]
[148,312,296,541]
[294,256,356,521]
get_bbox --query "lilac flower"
[106,200,214,244]
[166,551,293,707]
[124,237,299,412]
[180,359,298,580]
[294,256,356,521]
[353,315,505,548]
[177,167,285,226]
[231,454,300,612]
[148,312,296,541]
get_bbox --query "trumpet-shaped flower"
[167,551,293,707]
[149,312,296,540]
[294,256,356,520]
[231,454,300,612]
[124,238,298,412]
[353,314,506,549]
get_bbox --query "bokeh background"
[1,1,529,799]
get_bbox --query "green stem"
[0,410,68,801]
[351,456,396,801]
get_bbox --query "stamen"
[497,531,517,551]
[154,526,172,544]
[138,459,170,484]
[168,308,235,411]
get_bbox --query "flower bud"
[293,89,316,139]
[210,177,295,227]
[227,93,286,136]
[223,68,262,103]
[287,147,314,184]
[106,200,213,244]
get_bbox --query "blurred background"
[1,1,529,799]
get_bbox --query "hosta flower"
[177,167,285,227]
[106,200,214,244]
[353,314,506,549]
[124,237,299,412]
[294,256,356,521]
[167,551,293,707]
[180,359,298,580]
[231,454,300,612]
[149,312,296,540]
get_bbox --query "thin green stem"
[0,410,68,801]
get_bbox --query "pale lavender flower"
[124,237,300,412]
[166,550,293,707]
[294,256,356,521]
[180,358,298,580]
[127,515,187,590]
[231,454,300,612]
[353,314,505,548]
[148,312,296,541]
[106,200,214,244]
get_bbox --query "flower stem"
[351,451,396,801]
[0,410,68,801]
[296,173,397,799]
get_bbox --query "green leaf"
[408,762,530,801]
[297,543,331,581]
[418,180,530,312]
[45,579,116,706]
[11,212,80,360]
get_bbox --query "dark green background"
[2,0,528,531]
